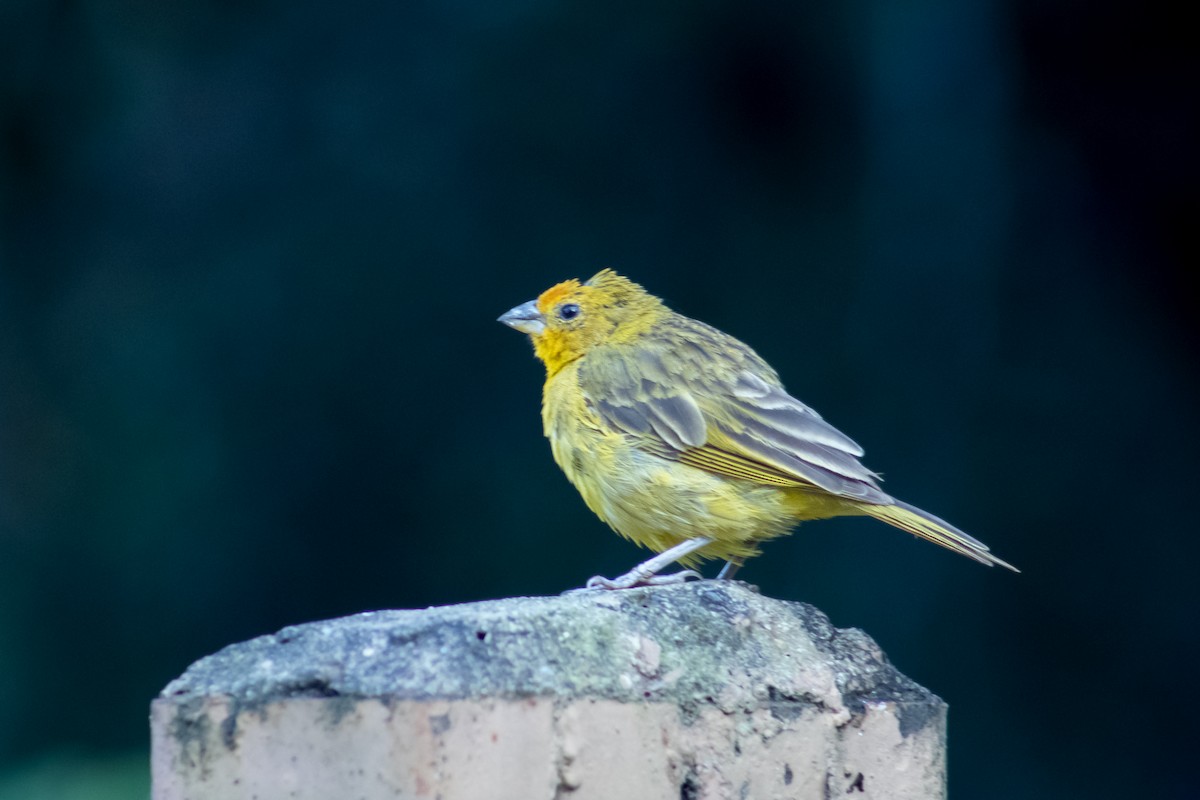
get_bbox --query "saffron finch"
[499,269,1017,589]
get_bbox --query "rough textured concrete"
[151,581,946,799]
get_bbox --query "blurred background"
[1,0,1194,797]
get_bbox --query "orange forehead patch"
[536,279,582,313]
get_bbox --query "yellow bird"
[499,269,1017,589]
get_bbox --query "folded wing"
[578,326,893,505]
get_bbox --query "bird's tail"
[859,500,1019,572]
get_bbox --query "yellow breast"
[540,362,807,566]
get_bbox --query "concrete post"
[151,581,946,799]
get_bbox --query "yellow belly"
[542,366,853,566]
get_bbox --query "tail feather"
[860,500,1019,572]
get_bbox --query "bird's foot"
[580,568,702,591]
[563,536,714,594]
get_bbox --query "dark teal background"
[1,1,1195,797]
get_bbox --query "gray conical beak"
[498,300,545,335]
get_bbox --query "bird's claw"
[638,569,703,586]
[577,568,702,591]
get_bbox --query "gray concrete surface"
[151,581,946,799]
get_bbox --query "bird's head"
[499,269,662,375]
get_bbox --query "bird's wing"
[578,332,892,504]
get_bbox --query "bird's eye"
[558,303,581,320]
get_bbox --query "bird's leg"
[580,537,713,591]
[716,559,742,581]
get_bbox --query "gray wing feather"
[578,323,888,502]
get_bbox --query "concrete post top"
[154,582,949,799]
[160,581,939,735]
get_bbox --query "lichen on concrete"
[161,581,939,740]
[153,581,948,800]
